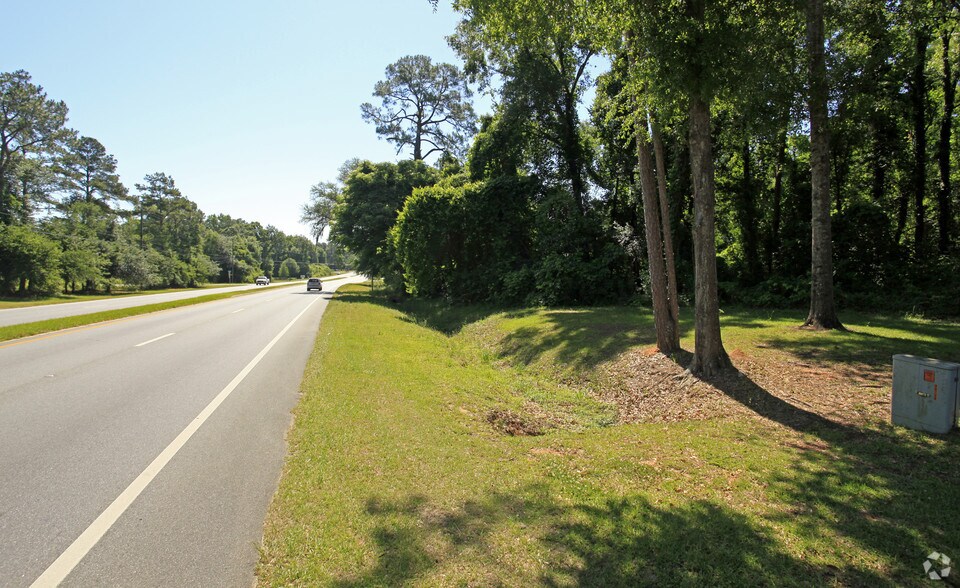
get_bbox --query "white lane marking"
[231,309,245,314]
[30,295,322,588]
[134,333,175,348]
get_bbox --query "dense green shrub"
[0,225,63,295]
[832,201,900,295]
[529,190,633,306]
[394,179,633,306]
[721,275,809,308]
[309,263,335,277]
[279,257,300,278]
[61,244,107,292]
[110,242,163,289]
[393,185,462,297]
[333,159,440,290]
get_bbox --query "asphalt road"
[0,275,366,587]
[0,275,353,328]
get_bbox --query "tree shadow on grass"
[681,360,960,586]
[493,309,669,372]
[334,285,503,335]
[333,484,872,587]
[335,286,681,372]
[747,310,960,368]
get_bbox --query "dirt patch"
[600,346,891,428]
[487,409,543,436]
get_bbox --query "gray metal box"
[891,355,959,434]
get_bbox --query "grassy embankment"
[258,283,960,587]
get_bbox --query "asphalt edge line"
[134,332,176,348]
[29,295,323,588]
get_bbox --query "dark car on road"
[306,278,323,291]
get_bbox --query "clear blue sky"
[2,1,472,238]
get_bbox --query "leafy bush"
[61,243,107,292]
[393,184,462,297]
[0,225,62,295]
[721,275,809,308]
[279,257,300,278]
[529,189,633,306]
[111,242,163,290]
[837,254,960,318]
[309,263,335,277]
[154,250,219,288]
[393,177,538,303]
[832,200,899,295]
[393,179,633,306]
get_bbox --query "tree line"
[305,0,960,376]
[0,70,351,296]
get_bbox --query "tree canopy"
[320,0,960,377]
[0,69,348,295]
[361,55,477,161]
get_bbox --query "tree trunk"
[767,128,787,274]
[911,26,930,257]
[832,147,848,214]
[0,144,8,225]
[688,95,731,375]
[938,26,954,254]
[20,176,30,223]
[637,127,679,353]
[804,0,844,330]
[870,119,889,204]
[85,166,94,203]
[414,127,423,161]
[739,138,761,283]
[896,183,909,244]
[831,99,849,215]
[563,89,587,215]
[651,118,681,341]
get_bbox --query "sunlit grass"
[257,286,960,586]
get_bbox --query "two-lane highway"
[0,275,366,586]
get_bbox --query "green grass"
[0,284,290,343]
[257,286,960,586]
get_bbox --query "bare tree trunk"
[637,126,679,353]
[0,144,9,225]
[938,26,955,254]
[804,0,844,330]
[870,120,889,204]
[651,118,681,342]
[739,138,761,283]
[896,185,909,244]
[20,177,30,224]
[414,120,423,161]
[563,89,587,215]
[768,128,787,274]
[911,26,931,257]
[688,95,730,375]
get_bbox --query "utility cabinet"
[891,354,959,434]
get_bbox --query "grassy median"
[257,284,960,586]
[0,283,242,310]
[0,283,289,344]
